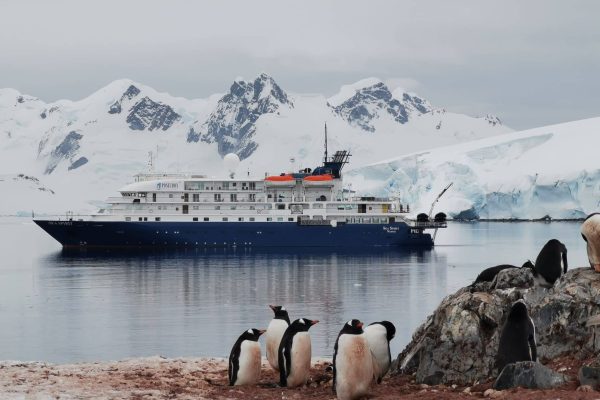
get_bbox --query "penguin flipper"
[562,246,568,274]
[528,333,537,362]
[332,333,341,393]
[278,332,292,386]
[228,342,240,386]
[278,346,287,386]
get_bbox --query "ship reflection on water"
[33,246,448,363]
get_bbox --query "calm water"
[0,217,588,363]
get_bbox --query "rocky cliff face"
[108,85,141,114]
[330,80,432,132]
[188,73,293,159]
[126,97,181,131]
[395,267,600,385]
[44,131,84,174]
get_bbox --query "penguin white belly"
[335,334,373,400]
[365,325,390,379]
[266,319,288,371]
[235,341,262,385]
[286,332,312,387]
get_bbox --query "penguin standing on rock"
[365,321,396,383]
[278,318,319,387]
[228,328,266,386]
[333,319,374,400]
[532,239,568,287]
[495,301,537,373]
[581,213,600,271]
[265,305,290,371]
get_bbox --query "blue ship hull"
[34,220,434,248]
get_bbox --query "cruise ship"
[34,148,447,248]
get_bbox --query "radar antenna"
[147,151,154,172]
[324,122,328,163]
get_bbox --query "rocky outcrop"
[68,156,88,171]
[189,73,293,159]
[126,97,180,131]
[395,267,600,385]
[44,131,84,174]
[493,361,568,390]
[579,363,600,389]
[108,84,141,114]
[330,81,432,132]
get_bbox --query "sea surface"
[0,217,588,363]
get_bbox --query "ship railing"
[411,221,448,229]
[35,213,96,221]
[349,196,396,202]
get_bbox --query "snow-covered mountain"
[329,78,432,131]
[347,117,600,220]
[187,73,293,159]
[0,73,509,214]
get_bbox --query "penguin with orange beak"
[278,318,319,387]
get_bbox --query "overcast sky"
[1,0,598,129]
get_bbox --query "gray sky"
[1,0,599,129]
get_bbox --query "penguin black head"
[340,319,364,335]
[369,321,396,341]
[521,260,534,270]
[239,328,266,342]
[582,213,600,271]
[507,301,529,321]
[289,318,319,333]
[269,305,291,324]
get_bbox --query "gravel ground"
[0,355,598,399]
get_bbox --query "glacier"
[347,117,600,220]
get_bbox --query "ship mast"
[324,122,328,162]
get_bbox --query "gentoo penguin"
[278,318,319,387]
[265,305,290,371]
[228,328,265,386]
[333,319,374,400]
[495,301,537,373]
[581,213,600,271]
[470,261,535,287]
[532,239,568,287]
[364,321,396,383]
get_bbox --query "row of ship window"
[125,216,297,222]
[126,193,329,202]
[124,216,389,223]
[184,182,258,190]
[143,203,351,211]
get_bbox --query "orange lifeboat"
[303,174,333,181]
[265,175,294,182]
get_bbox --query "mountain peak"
[327,78,383,107]
[188,73,292,159]
[107,81,142,115]
[329,78,435,131]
